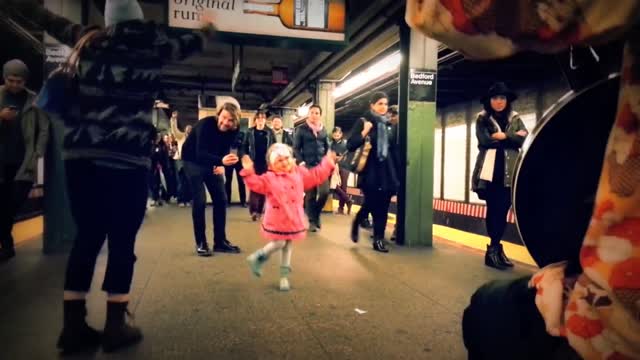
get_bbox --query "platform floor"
[0,206,533,360]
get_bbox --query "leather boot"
[373,238,389,253]
[497,243,514,267]
[485,245,507,270]
[102,301,143,353]
[57,300,101,354]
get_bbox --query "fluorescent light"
[333,51,401,99]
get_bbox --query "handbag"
[479,149,496,182]
[36,29,101,114]
[339,119,372,173]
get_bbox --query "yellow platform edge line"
[330,200,537,267]
[12,216,43,246]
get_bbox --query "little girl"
[241,143,335,291]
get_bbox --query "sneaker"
[309,223,318,232]
[196,245,212,257]
[279,278,290,291]
[246,253,266,277]
[178,203,185,208]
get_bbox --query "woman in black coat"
[471,82,528,269]
[348,92,400,253]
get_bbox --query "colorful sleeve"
[528,30,640,360]
[405,0,640,60]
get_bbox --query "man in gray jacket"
[0,59,49,262]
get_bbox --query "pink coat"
[240,156,335,241]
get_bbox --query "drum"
[512,74,620,267]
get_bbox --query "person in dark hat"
[471,82,528,269]
[0,59,49,262]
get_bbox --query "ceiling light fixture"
[333,51,402,100]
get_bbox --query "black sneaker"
[213,240,240,253]
[196,245,212,257]
[361,219,373,229]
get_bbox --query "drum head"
[513,74,619,267]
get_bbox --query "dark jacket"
[273,129,293,146]
[242,127,276,161]
[31,4,209,169]
[347,111,400,193]
[293,123,330,167]
[330,138,348,156]
[0,86,49,183]
[182,116,238,169]
[471,110,527,194]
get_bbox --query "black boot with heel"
[485,244,507,270]
[497,243,514,267]
[57,299,101,354]
[102,301,143,353]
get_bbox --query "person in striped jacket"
[6,0,217,354]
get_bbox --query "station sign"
[169,0,346,44]
[409,69,437,102]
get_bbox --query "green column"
[42,0,83,254]
[396,23,438,247]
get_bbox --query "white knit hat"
[268,143,294,165]
[105,0,144,27]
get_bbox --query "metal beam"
[269,0,400,107]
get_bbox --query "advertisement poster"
[169,0,346,42]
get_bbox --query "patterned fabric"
[32,4,206,168]
[406,1,640,359]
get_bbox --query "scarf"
[306,119,323,137]
[366,110,390,162]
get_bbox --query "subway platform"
[0,207,533,359]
